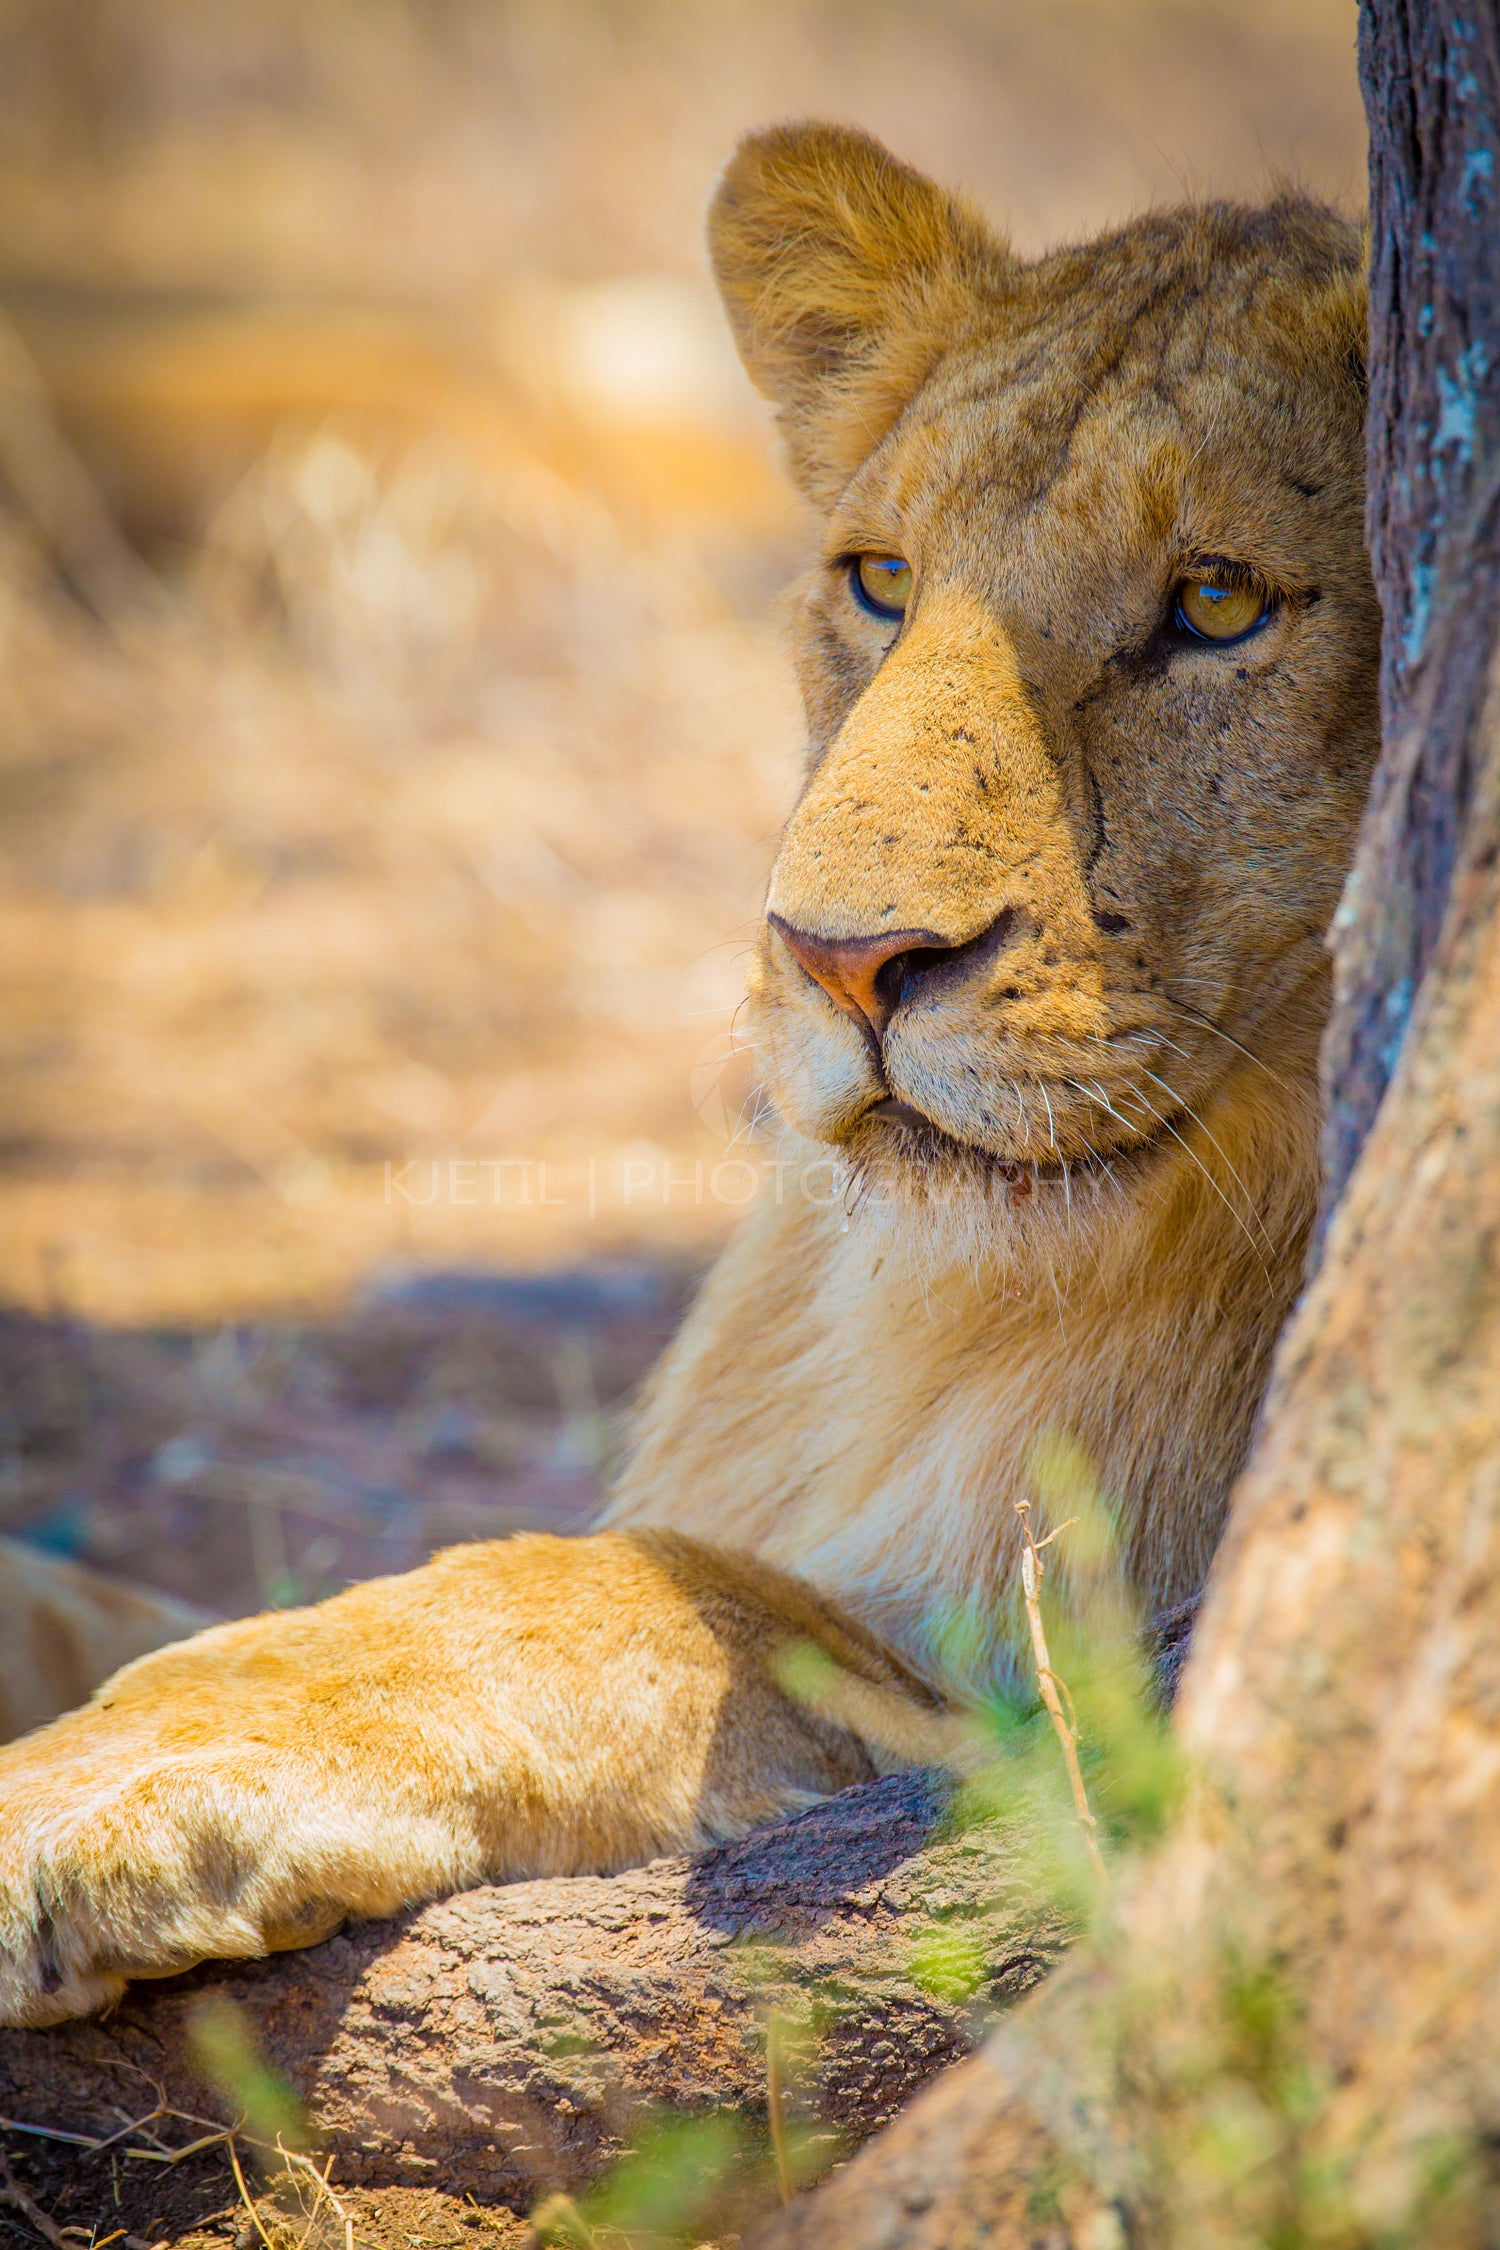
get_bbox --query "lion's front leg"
[0,1529,947,2027]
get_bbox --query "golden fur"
[0,124,1378,2027]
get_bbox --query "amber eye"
[852,553,913,620]
[1175,577,1271,644]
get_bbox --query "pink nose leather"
[766,915,951,1039]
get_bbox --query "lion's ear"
[708,123,1013,503]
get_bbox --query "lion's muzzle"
[756,585,1110,1154]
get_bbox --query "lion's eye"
[852,553,913,620]
[1175,578,1270,644]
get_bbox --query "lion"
[0,123,1377,2029]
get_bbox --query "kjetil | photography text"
[381,1152,855,1215]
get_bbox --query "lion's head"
[709,125,1378,1261]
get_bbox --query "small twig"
[765,2015,794,2209]
[1014,1501,1111,1890]
[111,2113,168,2158]
[89,2114,165,2158]
[124,2132,231,2167]
[275,2139,354,2250]
[1049,1665,1082,1743]
[0,2154,71,2250]
[156,2107,234,2138]
[112,2068,231,2138]
[0,2125,100,2154]
[226,2137,278,2250]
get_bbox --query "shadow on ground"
[0,1259,701,1619]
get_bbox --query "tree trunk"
[1321,0,1500,1210]
[749,2,1500,2241]
[0,1774,1071,2225]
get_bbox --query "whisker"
[1132,1064,1278,1255]
[720,1105,753,1153]
[1161,993,1291,1091]
[1072,1125,1120,1194]
[1038,1081,1058,1152]
[1121,1027,1196,1066]
[1074,1078,1134,1133]
[1096,1079,1272,1283]
[723,1091,775,1153]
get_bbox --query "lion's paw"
[0,1747,346,2028]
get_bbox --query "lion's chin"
[845,1095,1165,1199]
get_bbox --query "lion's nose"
[767,914,958,1039]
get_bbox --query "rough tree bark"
[1322,0,1500,1207]
[747,2,1500,2240]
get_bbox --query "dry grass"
[1014,1497,1110,1892]
[0,28,820,1331]
[0,402,799,1323]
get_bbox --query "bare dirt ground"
[2,2143,537,2250]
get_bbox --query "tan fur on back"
[0,126,1379,2026]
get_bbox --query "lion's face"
[712,129,1378,1224]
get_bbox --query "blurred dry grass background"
[0,0,1366,1611]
